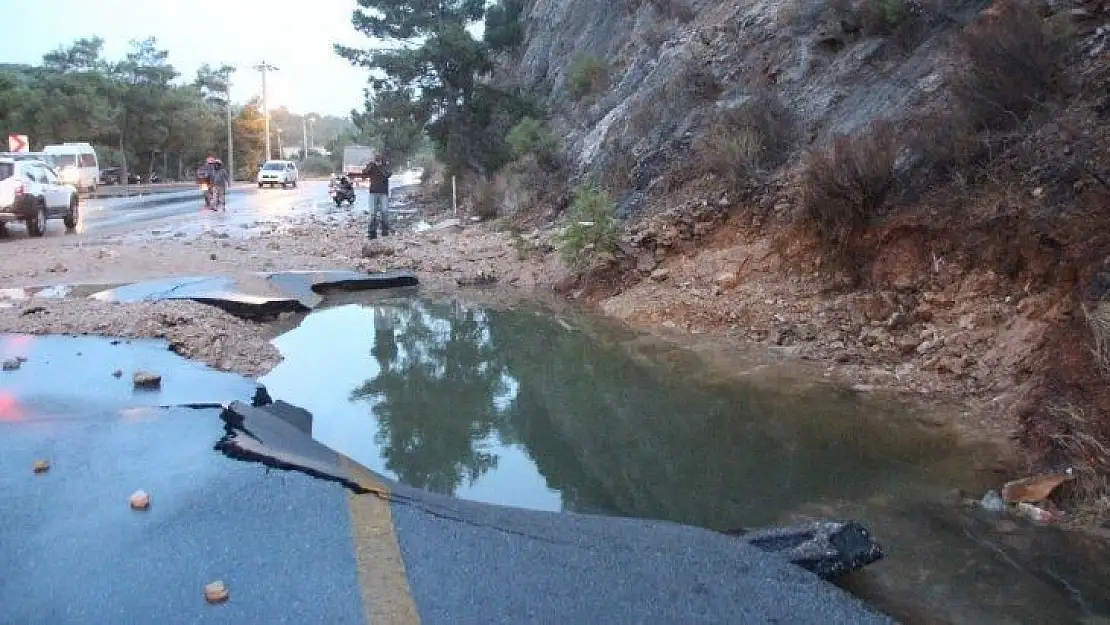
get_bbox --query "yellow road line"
[342,456,421,625]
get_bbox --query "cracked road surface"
[0,333,895,624]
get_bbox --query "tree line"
[0,36,347,180]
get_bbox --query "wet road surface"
[0,333,895,624]
[2,173,423,241]
[80,181,333,235]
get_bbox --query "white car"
[257,160,299,188]
[0,158,79,237]
[43,142,99,194]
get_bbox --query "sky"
[0,0,375,118]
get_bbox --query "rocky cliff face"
[506,0,979,212]
[494,0,1110,510]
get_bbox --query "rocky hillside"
[488,0,1110,520]
[510,0,978,209]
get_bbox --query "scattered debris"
[1015,502,1063,524]
[2,358,21,371]
[112,369,123,378]
[133,371,162,389]
[361,242,396,258]
[456,271,498,286]
[979,489,1006,513]
[129,490,151,511]
[204,580,229,604]
[1001,470,1075,504]
[33,459,50,474]
[429,218,463,232]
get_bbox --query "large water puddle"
[260,297,1110,624]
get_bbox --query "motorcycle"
[328,180,356,207]
[200,181,225,210]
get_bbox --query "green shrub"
[568,55,610,100]
[557,185,620,269]
[506,116,557,164]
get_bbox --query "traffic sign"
[8,134,28,153]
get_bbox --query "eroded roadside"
[0,189,1044,461]
[0,192,1022,436]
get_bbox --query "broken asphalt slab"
[220,403,894,623]
[2,333,895,623]
[260,269,419,309]
[385,478,894,624]
[90,275,308,319]
[216,401,381,494]
[84,269,419,319]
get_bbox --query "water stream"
[259,296,1110,625]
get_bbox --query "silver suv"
[0,158,79,237]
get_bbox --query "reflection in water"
[351,303,512,494]
[261,300,1110,625]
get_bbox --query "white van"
[43,142,99,193]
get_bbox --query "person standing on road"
[209,159,230,210]
[362,151,392,239]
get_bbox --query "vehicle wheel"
[282,181,289,189]
[292,180,298,188]
[26,202,46,237]
[63,197,79,230]
[0,223,7,237]
[258,182,264,188]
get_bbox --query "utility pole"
[253,61,278,161]
[302,116,308,160]
[224,67,237,181]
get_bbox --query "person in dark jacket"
[362,151,392,238]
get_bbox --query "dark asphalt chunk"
[386,481,896,625]
[732,520,885,580]
[0,406,366,625]
[262,269,420,306]
[216,401,380,494]
[88,275,310,320]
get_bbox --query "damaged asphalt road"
[0,333,894,624]
[6,269,420,321]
